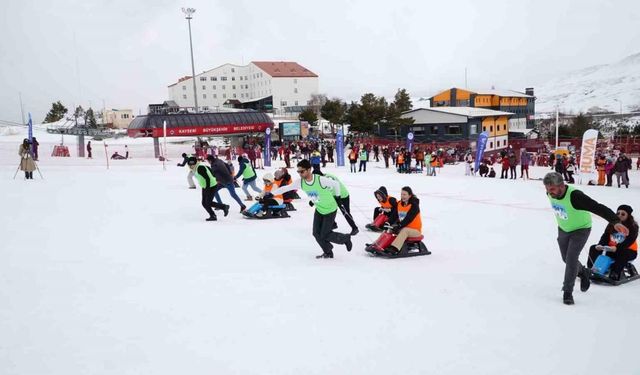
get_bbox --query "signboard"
[264,127,271,167]
[133,123,272,138]
[578,129,598,184]
[336,129,345,167]
[281,122,301,137]
[407,132,414,152]
[474,131,490,172]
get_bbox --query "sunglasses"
[296,169,308,174]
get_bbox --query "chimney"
[525,87,534,96]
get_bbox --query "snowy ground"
[1,133,640,374]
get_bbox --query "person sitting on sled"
[371,186,398,227]
[386,186,422,254]
[243,173,284,217]
[274,168,297,207]
[587,204,638,280]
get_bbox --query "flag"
[264,127,272,167]
[474,131,489,172]
[578,129,598,184]
[28,113,33,154]
[407,132,414,152]
[336,129,345,167]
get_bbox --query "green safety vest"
[195,163,217,188]
[241,162,256,180]
[359,150,367,160]
[301,175,338,215]
[324,173,349,199]
[548,185,592,232]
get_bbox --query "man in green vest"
[234,155,262,201]
[358,147,368,172]
[189,157,229,221]
[266,160,352,259]
[315,169,359,235]
[544,172,628,305]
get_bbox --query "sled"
[242,203,291,219]
[590,261,639,286]
[284,202,297,211]
[365,226,431,258]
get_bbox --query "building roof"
[167,76,193,88]
[409,107,513,118]
[252,61,318,78]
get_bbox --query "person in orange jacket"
[387,186,422,254]
[596,155,606,185]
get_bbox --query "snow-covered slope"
[536,52,640,114]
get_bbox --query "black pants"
[587,245,638,273]
[24,171,33,179]
[202,186,226,218]
[384,157,389,168]
[338,196,358,232]
[312,210,349,256]
[501,167,508,178]
[509,166,516,179]
[359,160,366,172]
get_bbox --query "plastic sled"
[591,262,639,286]
[242,203,290,219]
[365,213,388,232]
[365,228,431,258]
[284,202,296,211]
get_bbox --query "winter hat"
[617,205,633,215]
[206,155,215,162]
[262,173,275,183]
[187,157,198,166]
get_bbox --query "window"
[231,68,235,73]
[447,125,462,135]
[200,77,207,81]
[182,85,186,90]
[210,77,217,81]
[295,100,299,106]
[294,79,298,84]
[223,93,227,98]
[232,85,236,90]
[182,94,187,99]
[213,94,217,98]
[232,76,235,81]
[490,142,494,148]
[490,126,493,132]
[240,76,243,80]
[202,106,209,111]
[470,124,477,135]
[281,100,287,106]
[222,85,226,90]
[294,88,298,93]
[430,125,438,134]
[241,93,244,98]
[203,94,207,99]
[483,126,486,132]
[245,76,248,80]
[213,85,216,90]
[202,85,206,90]
[233,94,237,98]
[221,77,228,81]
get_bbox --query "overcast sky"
[1,0,639,123]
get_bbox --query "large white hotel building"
[168,61,319,113]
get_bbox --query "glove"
[308,201,315,207]
[391,224,401,234]
[263,192,273,200]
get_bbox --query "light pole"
[182,7,199,113]
[613,98,622,115]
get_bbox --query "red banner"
[128,123,272,138]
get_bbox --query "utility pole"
[182,7,199,113]
[18,92,26,125]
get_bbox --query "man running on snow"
[543,172,628,305]
[266,160,352,259]
[313,169,359,235]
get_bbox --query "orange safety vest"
[397,154,404,164]
[264,184,283,201]
[608,234,638,251]
[397,200,422,234]
[380,196,395,210]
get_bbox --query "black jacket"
[210,158,233,185]
[598,221,638,251]
[374,186,398,224]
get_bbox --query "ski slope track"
[1,131,639,374]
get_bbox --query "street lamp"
[613,98,622,115]
[182,7,199,113]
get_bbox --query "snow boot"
[189,186,197,189]
[316,253,334,259]
[223,205,230,217]
[345,236,352,252]
[206,216,217,221]
[626,264,638,277]
[240,205,247,213]
[385,245,400,255]
[563,292,574,305]
[609,269,621,282]
[245,196,253,201]
[350,227,359,236]
[579,267,591,292]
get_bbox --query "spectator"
[500,156,509,179]
[348,148,358,173]
[18,139,36,180]
[614,155,630,188]
[87,141,92,159]
[508,152,517,179]
[358,146,368,172]
[520,150,530,179]
[32,137,39,161]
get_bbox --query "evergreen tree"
[299,108,318,126]
[386,88,414,135]
[74,105,85,120]
[43,101,68,123]
[85,108,97,128]
[320,99,347,133]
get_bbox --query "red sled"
[365,213,388,232]
[365,226,431,258]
